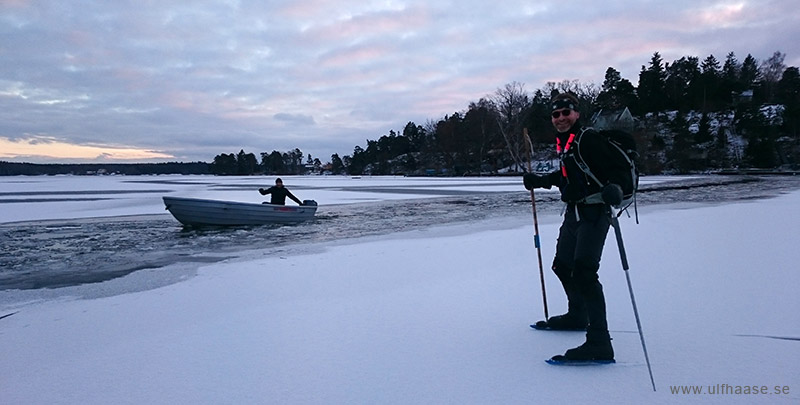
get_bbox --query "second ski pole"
[610,209,656,391]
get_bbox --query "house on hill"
[591,107,635,132]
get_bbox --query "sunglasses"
[551,109,572,119]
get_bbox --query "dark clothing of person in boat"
[259,178,303,205]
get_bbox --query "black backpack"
[573,127,640,219]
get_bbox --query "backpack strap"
[573,127,605,189]
[570,128,605,206]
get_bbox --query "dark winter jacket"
[542,122,630,204]
[261,186,302,205]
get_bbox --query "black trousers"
[553,203,611,338]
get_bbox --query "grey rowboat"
[163,196,317,226]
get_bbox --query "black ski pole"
[610,208,656,391]
[524,129,549,320]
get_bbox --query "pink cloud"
[316,44,390,68]
[690,2,747,27]
[0,0,31,8]
[298,5,430,44]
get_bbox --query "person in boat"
[259,178,303,205]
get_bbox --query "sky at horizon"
[2,0,799,164]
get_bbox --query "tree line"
[212,50,799,176]
[0,161,210,176]
[209,148,325,176]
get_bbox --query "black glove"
[258,188,267,195]
[523,173,547,190]
[602,184,623,206]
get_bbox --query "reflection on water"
[1,175,798,290]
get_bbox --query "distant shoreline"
[2,160,799,177]
[0,161,211,176]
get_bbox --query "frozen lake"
[2,174,799,294]
[2,174,800,404]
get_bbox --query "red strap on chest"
[557,133,576,177]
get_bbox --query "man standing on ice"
[522,92,627,362]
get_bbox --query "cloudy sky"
[2,0,799,164]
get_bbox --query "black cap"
[551,93,579,111]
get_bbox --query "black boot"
[535,264,588,330]
[558,330,614,361]
[533,312,588,331]
[554,269,612,356]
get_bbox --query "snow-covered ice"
[1,175,798,404]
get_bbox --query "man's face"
[276,181,284,188]
[551,108,579,133]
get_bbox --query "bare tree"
[492,81,531,172]
[760,51,787,102]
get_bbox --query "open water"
[2,175,799,293]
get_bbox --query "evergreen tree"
[665,56,701,111]
[330,153,345,174]
[778,66,800,166]
[701,54,723,110]
[261,150,285,174]
[737,103,777,167]
[739,54,761,92]
[667,113,695,173]
[721,51,740,104]
[211,153,237,175]
[433,113,462,174]
[696,113,712,144]
[236,149,258,175]
[526,89,555,150]
[286,148,304,174]
[597,67,638,112]
[722,52,740,82]
[638,52,668,112]
[463,100,496,173]
[402,122,427,153]
[348,145,366,175]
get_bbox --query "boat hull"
[163,196,317,226]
